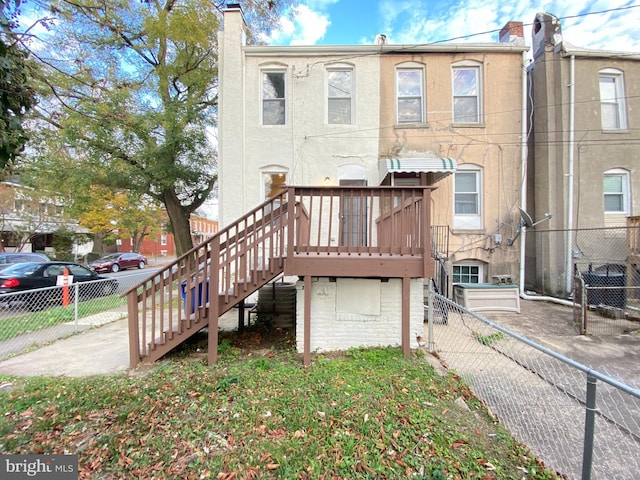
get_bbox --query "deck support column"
[208,253,220,365]
[303,275,311,366]
[128,294,141,368]
[402,277,410,358]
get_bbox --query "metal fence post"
[582,372,597,480]
[73,283,80,334]
[580,276,587,335]
[427,280,434,352]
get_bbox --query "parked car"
[0,261,118,310]
[0,252,51,272]
[88,252,147,273]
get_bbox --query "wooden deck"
[126,186,435,366]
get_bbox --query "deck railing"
[127,193,297,365]
[291,186,432,254]
[127,186,433,365]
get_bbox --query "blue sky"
[264,0,640,52]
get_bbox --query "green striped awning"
[379,158,457,184]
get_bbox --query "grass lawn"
[0,328,560,479]
[0,294,126,342]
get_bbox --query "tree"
[25,0,289,256]
[110,191,162,253]
[68,185,162,254]
[0,0,37,169]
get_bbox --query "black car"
[0,261,118,310]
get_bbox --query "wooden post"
[304,275,311,366]
[402,277,410,358]
[208,239,220,365]
[128,293,141,368]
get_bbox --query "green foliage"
[0,26,36,169]
[85,252,101,263]
[50,226,75,260]
[24,1,226,255]
[475,331,505,347]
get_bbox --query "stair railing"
[127,192,293,366]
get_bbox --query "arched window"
[395,62,425,124]
[261,65,288,126]
[327,64,354,124]
[261,166,288,200]
[599,68,627,130]
[603,168,630,214]
[452,61,483,124]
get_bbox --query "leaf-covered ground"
[0,327,561,479]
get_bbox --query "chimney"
[499,21,524,45]
[375,34,387,46]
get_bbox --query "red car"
[88,252,147,273]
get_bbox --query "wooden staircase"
[127,194,300,366]
[127,185,434,367]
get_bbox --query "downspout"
[565,54,576,293]
[519,50,574,307]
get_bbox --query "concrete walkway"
[0,308,241,378]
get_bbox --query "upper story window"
[396,66,424,124]
[453,165,483,230]
[160,234,167,245]
[603,168,630,214]
[262,70,286,125]
[327,68,353,124]
[599,69,627,130]
[452,63,482,124]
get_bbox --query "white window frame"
[452,62,482,124]
[261,69,287,126]
[599,68,627,130]
[453,165,483,230]
[160,234,167,246]
[603,168,630,214]
[452,262,483,284]
[261,166,289,201]
[396,65,425,124]
[327,67,354,125]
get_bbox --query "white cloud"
[267,0,640,53]
[289,5,332,45]
[266,4,331,46]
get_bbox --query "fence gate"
[573,267,640,335]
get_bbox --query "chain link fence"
[0,273,143,361]
[426,289,640,479]
[528,226,640,336]
[573,274,640,336]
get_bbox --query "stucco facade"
[528,13,640,295]
[219,6,529,297]
[377,39,528,294]
[219,7,381,226]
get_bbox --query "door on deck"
[340,179,368,247]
